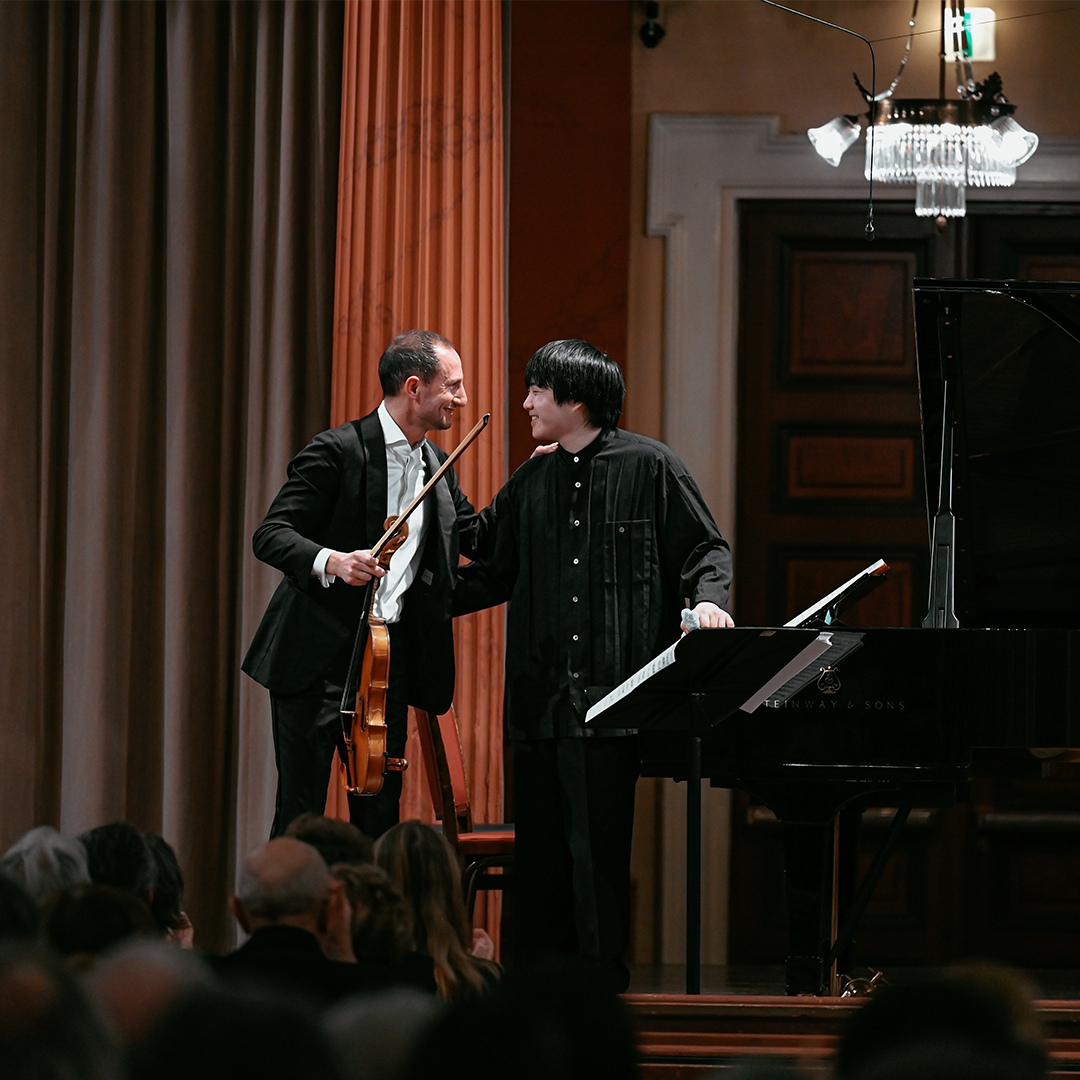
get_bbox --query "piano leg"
[755,780,892,996]
[778,815,835,995]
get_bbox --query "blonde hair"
[375,821,498,1000]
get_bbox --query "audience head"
[143,832,189,942]
[127,983,341,1080]
[404,957,637,1080]
[375,821,497,1000]
[524,339,625,431]
[286,813,374,869]
[80,822,156,901]
[0,941,119,1080]
[331,863,412,966]
[86,938,215,1044]
[44,883,159,966]
[836,963,1046,1080]
[0,825,90,904]
[327,989,442,1080]
[0,872,39,942]
[233,837,351,959]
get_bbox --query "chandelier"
[807,1,1038,221]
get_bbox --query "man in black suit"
[212,836,400,1007]
[243,330,477,838]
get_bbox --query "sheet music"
[784,558,887,628]
[584,639,680,724]
[738,632,833,712]
[738,629,864,712]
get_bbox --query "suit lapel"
[358,411,387,547]
[422,440,453,578]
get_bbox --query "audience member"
[0,941,120,1080]
[0,871,40,941]
[144,832,193,947]
[287,813,375,868]
[332,862,437,995]
[375,820,499,1000]
[43,883,159,967]
[86,938,215,1044]
[0,825,90,904]
[127,982,341,1080]
[80,822,156,904]
[210,837,395,1008]
[327,989,442,1080]
[332,863,412,966]
[403,956,637,1080]
[836,963,1047,1080]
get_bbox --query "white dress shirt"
[312,401,429,624]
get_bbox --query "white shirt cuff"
[312,548,336,588]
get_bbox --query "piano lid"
[913,278,1080,630]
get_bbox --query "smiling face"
[413,345,467,432]
[523,384,587,444]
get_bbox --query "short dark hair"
[79,821,156,900]
[379,330,456,397]
[144,832,186,935]
[285,814,374,869]
[524,339,625,431]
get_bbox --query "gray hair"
[236,839,332,921]
[0,826,90,903]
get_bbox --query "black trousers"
[268,623,408,841]
[511,735,639,990]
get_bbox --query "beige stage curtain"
[327,0,507,869]
[0,0,344,952]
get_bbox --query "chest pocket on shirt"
[603,519,656,673]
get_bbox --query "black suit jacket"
[208,924,397,1007]
[242,410,478,713]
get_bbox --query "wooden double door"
[729,201,1080,973]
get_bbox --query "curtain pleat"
[332,0,506,937]
[0,0,344,952]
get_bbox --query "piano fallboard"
[638,627,1080,790]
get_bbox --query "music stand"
[585,626,864,994]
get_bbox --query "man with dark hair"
[244,329,479,839]
[79,821,156,903]
[285,813,374,869]
[456,338,733,990]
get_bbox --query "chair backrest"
[414,708,472,845]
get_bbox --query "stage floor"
[627,964,1080,1000]
[624,969,1080,1077]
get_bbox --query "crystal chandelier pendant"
[861,95,1036,219]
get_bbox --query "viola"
[339,413,490,796]
[339,519,409,795]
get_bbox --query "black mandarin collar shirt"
[456,427,732,741]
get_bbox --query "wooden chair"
[414,707,514,915]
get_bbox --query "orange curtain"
[327,0,506,866]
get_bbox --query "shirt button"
[572,596,578,603]
[573,558,579,565]
[619,526,625,533]
[575,482,581,488]
[572,634,579,641]
[573,520,580,527]
[572,672,579,679]
[573,456,579,463]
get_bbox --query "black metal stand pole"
[686,731,702,995]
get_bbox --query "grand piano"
[633,278,1080,995]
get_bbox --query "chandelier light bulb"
[991,116,1039,167]
[807,116,862,167]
